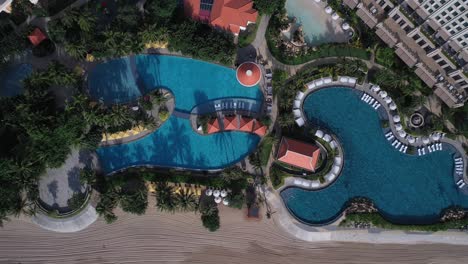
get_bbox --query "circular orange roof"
[236,62,261,87]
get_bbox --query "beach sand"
[0,199,467,264]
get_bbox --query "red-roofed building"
[276,137,321,172]
[252,120,267,136]
[239,117,254,132]
[183,0,258,35]
[236,62,261,87]
[223,115,237,130]
[28,28,46,46]
[207,118,220,134]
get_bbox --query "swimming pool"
[0,63,32,97]
[284,0,348,46]
[89,55,263,173]
[280,87,467,225]
[88,55,262,112]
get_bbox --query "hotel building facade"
[344,0,467,108]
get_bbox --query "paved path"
[31,203,97,233]
[249,15,383,76]
[264,186,468,245]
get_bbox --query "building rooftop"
[236,62,261,87]
[276,137,321,172]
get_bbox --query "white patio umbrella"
[220,189,227,198]
[222,198,229,205]
[342,22,350,30]
[213,189,220,197]
[395,124,403,131]
[205,189,213,196]
[379,91,388,98]
[214,197,222,204]
[331,12,339,20]
[431,133,441,141]
[398,130,407,138]
[393,115,401,123]
[422,137,430,144]
[325,6,333,14]
[385,97,392,104]
[293,109,302,118]
[389,103,397,110]
[407,136,415,143]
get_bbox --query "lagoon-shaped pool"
[281,88,466,225]
[284,0,348,46]
[88,55,263,173]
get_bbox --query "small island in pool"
[281,87,466,225]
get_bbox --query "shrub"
[159,108,169,122]
[67,192,86,211]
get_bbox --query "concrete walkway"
[264,186,468,245]
[31,203,98,233]
[249,15,383,76]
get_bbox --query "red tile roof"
[224,115,237,130]
[276,137,321,172]
[184,0,258,34]
[236,62,261,87]
[207,118,220,134]
[28,28,46,46]
[239,117,254,132]
[252,120,267,136]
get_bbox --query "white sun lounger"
[395,142,401,148]
[458,182,466,188]
[323,134,332,142]
[295,117,305,127]
[369,98,375,104]
[302,181,310,188]
[311,181,320,188]
[374,103,381,110]
[386,131,392,137]
[392,140,398,146]
[307,82,316,90]
[340,76,349,83]
[387,135,394,140]
[348,78,357,85]
[403,146,408,153]
[330,140,337,149]
[315,130,324,138]
[334,156,342,166]
[399,144,405,152]
[315,79,324,87]
[418,148,421,156]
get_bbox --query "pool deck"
[267,76,468,242]
[294,77,468,185]
[264,186,468,245]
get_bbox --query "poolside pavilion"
[236,62,261,87]
[239,117,254,132]
[276,137,321,172]
[223,115,237,130]
[207,118,220,134]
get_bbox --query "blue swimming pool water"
[89,55,263,173]
[97,116,260,173]
[284,0,347,46]
[88,55,262,112]
[0,64,32,97]
[280,87,467,225]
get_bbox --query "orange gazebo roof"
[224,115,237,130]
[28,28,46,46]
[207,118,220,134]
[239,117,254,132]
[252,120,267,136]
[276,137,321,172]
[236,62,261,87]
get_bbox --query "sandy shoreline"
[1,199,468,264]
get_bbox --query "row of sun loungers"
[456,179,466,188]
[389,138,408,153]
[214,101,249,110]
[339,76,357,86]
[361,93,381,110]
[455,158,465,183]
[417,143,443,156]
[315,130,337,150]
[293,178,321,189]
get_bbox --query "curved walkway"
[250,15,383,76]
[31,203,98,233]
[264,186,468,245]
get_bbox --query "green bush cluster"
[340,213,468,232]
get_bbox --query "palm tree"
[277,112,295,128]
[175,189,198,212]
[151,91,168,106]
[199,202,218,216]
[155,182,176,212]
[64,42,87,60]
[110,105,131,127]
